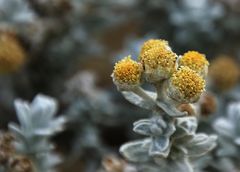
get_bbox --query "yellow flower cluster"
[112,56,143,90]
[179,51,209,77]
[0,32,26,73]
[169,66,205,103]
[112,39,208,103]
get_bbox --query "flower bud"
[112,56,143,90]
[139,39,169,57]
[140,46,177,82]
[179,51,209,77]
[168,66,205,103]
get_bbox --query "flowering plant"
[112,39,217,172]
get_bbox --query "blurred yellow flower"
[209,56,239,91]
[0,32,26,73]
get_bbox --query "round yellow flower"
[112,56,143,90]
[209,56,239,91]
[141,46,177,82]
[0,32,26,73]
[139,39,169,59]
[168,66,205,103]
[179,51,209,77]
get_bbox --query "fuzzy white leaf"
[120,139,151,162]
[133,119,153,136]
[173,117,197,139]
[14,100,31,130]
[149,136,170,158]
[169,158,193,172]
[213,118,234,139]
[121,91,156,110]
[185,134,217,157]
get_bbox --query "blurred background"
[0,0,240,171]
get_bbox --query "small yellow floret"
[179,51,209,76]
[141,46,176,69]
[0,32,26,73]
[113,56,142,88]
[141,46,177,81]
[139,39,169,59]
[170,66,205,103]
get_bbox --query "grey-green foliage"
[0,0,35,23]
[213,101,240,171]
[0,166,4,172]
[168,0,224,46]
[8,94,66,172]
[62,71,147,165]
[120,89,217,172]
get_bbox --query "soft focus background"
[0,0,240,171]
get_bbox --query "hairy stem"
[132,87,156,103]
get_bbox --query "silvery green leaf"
[192,155,212,172]
[156,101,187,117]
[149,136,170,158]
[31,94,59,130]
[15,138,54,155]
[163,121,176,137]
[31,94,58,120]
[149,118,167,136]
[120,139,151,162]
[14,142,27,154]
[227,101,240,122]
[213,118,234,139]
[185,134,217,157]
[175,145,188,155]
[133,117,175,137]
[9,94,65,172]
[153,157,168,169]
[217,138,237,157]
[173,117,197,139]
[35,153,62,171]
[133,119,153,136]
[138,164,164,172]
[234,137,240,145]
[211,158,236,172]
[169,158,193,172]
[151,116,174,136]
[14,100,31,131]
[8,123,25,140]
[174,134,195,145]
[34,117,66,136]
[150,116,168,136]
[121,91,156,110]
[227,102,240,133]
[34,129,56,136]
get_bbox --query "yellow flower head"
[139,39,169,58]
[141,46,177,82]
[168,66,205,103]
[0,32,26,73]
[209,56,239,91]
[112,56,143,90]
[179,51,209,77]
